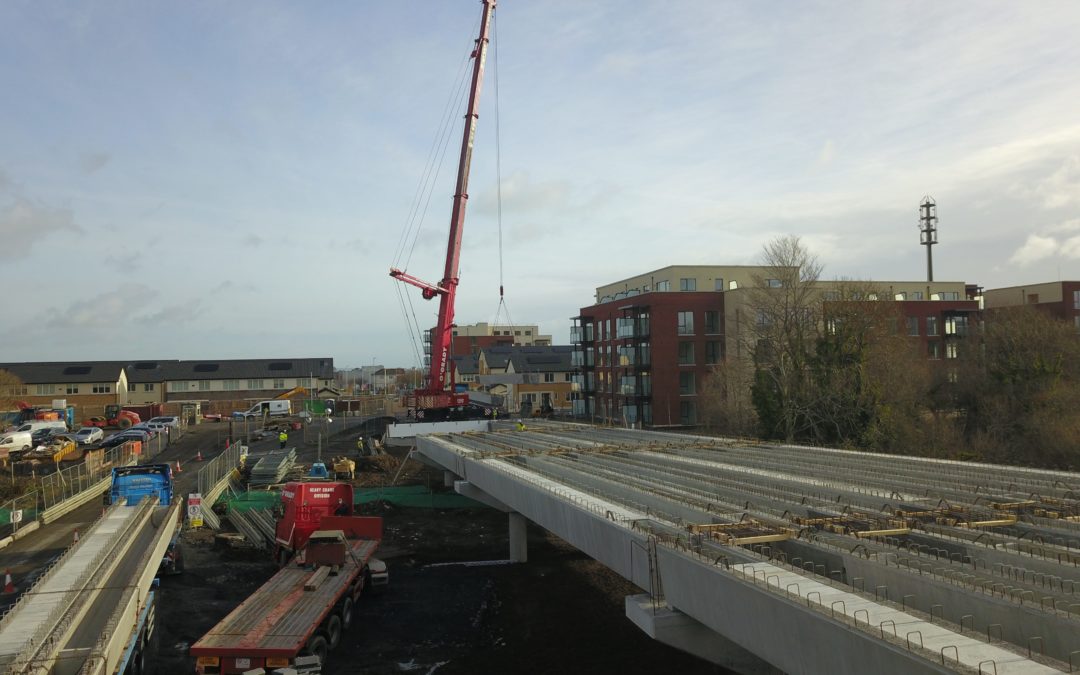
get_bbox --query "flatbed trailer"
[190,529,381,674]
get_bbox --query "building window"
[128,383,137,392]
[223,380,240,391]
[198,380,211,391]
[543,373,555,383]
[273,379,285,389]
[680,278,697,291]
[704,311,720,334]
[525,330,532,336]
[679,371,695,395]
[926,316,939,336]
[36,384,52,396]
[910,291,923,300]
[945,315,968,336]
[169,381,187,392]
[679,401,696,425]
[677,311,694,335]
[656,280,671,292]
[678,342,695,365]
[895,292,906,301]
[729,280,739,290]
[144,383,154,392]
[766,279,782,288]
[515,330,521,336]
[907,316,919,336]
[705,341,722,364]
[945,342,958,359]
[1075,316,1080,332]
[247,379,264,389]
[66,385,79,395]
[823,291,840,301]
[941,292,960,301]
[92,384,111,394]
[928,342,941,359]
[298,378,312,387]
[714,278,724,291]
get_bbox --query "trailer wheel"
[303,635,329,666]
[340,596,354,629]
[324,614,343,649]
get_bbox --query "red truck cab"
[274,481,355,565]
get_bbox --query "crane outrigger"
[390,0,495,419]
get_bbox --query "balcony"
[617,347,651,368]
[571,349,595,368]
[617,317,650,339]
[570,325,595,343]
[571,373,596,392]
[619,377,652,397]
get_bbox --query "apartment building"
[572,265,980,428]
[443,321,553,357]
[984,281,1080,330]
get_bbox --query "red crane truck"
[390,0,495,421]
[189,516,385,674]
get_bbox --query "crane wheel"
[324,614,343,649]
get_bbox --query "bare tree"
[744,235,822,441]
[0,369,27,414]
[699,358,758,436]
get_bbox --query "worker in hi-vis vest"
[279,430,288,449]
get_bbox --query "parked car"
[101,434,132,449]
[118,428,153,441]
[74,427,105,444]
[31,428,55,446]
[142,421,169,434]
[148,416,180,428]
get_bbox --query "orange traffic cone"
[3,569,14,594]
[195,450,203,461]
[175,459,183,473]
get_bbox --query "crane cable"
[489,7,517,333]
[391,10,483,365]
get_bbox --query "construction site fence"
[0,490,40,539]
[197,441,244,498]
[355,485,484,509]
[221,486,484,513]
[38,439,153,510]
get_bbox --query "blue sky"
[3,1,1079,368]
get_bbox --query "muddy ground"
[154,424,726,675]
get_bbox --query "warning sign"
[187,493,203,528]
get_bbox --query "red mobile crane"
[390,0,495,418]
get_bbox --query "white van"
[0,431,34,457]
[16,420,68,434]
[234,400,292,418]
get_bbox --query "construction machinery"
[83,404,141,429]
[390,0,495,421]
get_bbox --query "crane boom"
[391,0,495,412]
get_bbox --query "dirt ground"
[154,423,727,675]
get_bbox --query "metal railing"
[39,441,143,510]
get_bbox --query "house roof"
[481,346,573,373]
[0,361,127,384]
[451,354,480,375]
[2,358,335,384]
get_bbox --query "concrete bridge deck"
[417,422,1080,674]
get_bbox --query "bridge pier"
[454,480,528,563]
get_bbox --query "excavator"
[390,0,496,422]
[275,386,308,400]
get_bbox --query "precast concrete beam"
[453,481,510,512]
[625,595,781,675]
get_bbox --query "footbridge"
[417,422,1080,675]
[0,497,179,675]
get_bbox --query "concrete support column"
[443,470,456,488]
[509,512,527,563]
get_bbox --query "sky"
[2,1,1080,369]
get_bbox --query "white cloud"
[0,195,79,254]
[43,284,156,332]
[1010,234,1061,266]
